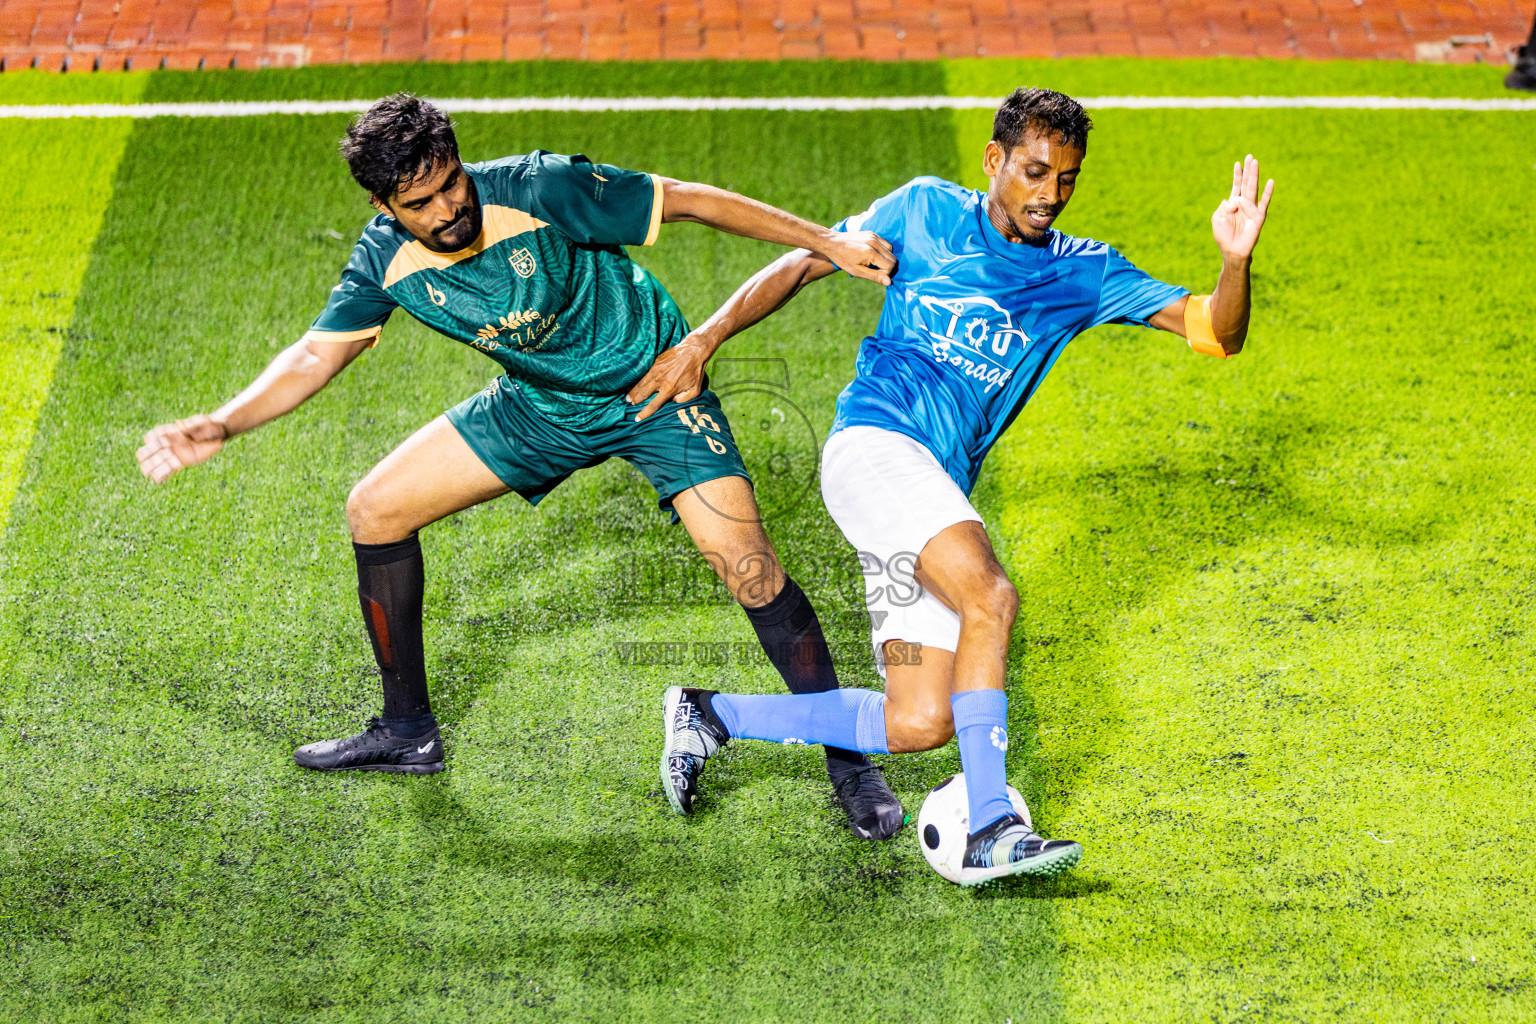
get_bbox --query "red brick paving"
[0,0,1528,73]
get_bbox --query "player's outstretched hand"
[136,414,227,483]
[627,336,710,422]
[816,230,896,286]
[1212,155,1274,261]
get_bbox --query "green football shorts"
[445,376,752,513]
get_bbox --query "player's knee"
[956,571,1018,630]
[717,545,783,609]
[345,482,368,532]
[887,701,954,753]
[346,479,396,543]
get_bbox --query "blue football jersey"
[831,177,1188,495]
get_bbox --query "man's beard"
[423,190,482,253]
[423,183,482,253]
[1013,206,1060,245]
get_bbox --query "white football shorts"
[820,425,984,676]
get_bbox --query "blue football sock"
[951,688,1015,834]
[713,689,889,755]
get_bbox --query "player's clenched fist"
[816,229,896,286]
[136,414,228,483]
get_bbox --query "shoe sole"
[955,841,1084,887]
[294,759,445,775]
[659,685,689,815]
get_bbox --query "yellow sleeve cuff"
[303,326,381,348]
[1183,295,1228,358]
[642,173,664,247]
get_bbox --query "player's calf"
[672,486,905,839]
[736,576,903,840]
[883,699,955,753]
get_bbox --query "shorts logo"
[509,248,537,278]
[676,405,728,455]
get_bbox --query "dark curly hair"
[340,93,460,201]
[992,87,1093,153]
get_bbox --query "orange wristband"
[1183,295,1228,358]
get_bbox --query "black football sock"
[354,534,433,725]
[742,575,870,775]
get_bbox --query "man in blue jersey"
[634,87,1274,885]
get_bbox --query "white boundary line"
[1,94,1534,118]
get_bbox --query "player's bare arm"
[627,248,840,421]
[1148,154,1275,355]
[656,176,893,286]
[135,334,373,483]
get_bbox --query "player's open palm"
[1211,154,1274,261]
[137,414,226,483]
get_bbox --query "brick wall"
[1,0,1530,72]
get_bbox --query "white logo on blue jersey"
[914,293,1031,393]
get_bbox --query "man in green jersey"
[136,94,906,840]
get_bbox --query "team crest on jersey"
[508,248,537,278]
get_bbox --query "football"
[917,773,1033,883]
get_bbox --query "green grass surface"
[0,69,150,104]
[2,60,1534,1022]
[0,119,135,528]
[0,55,1517,105]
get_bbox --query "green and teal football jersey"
[307,151,687,424]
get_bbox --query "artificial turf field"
[1,58,1534,1022]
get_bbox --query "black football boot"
[830,763,905,840]
[954,812,1082,886]
[293,716,444,774]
